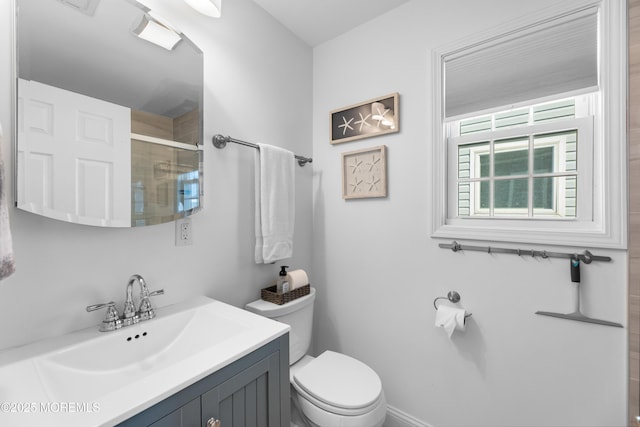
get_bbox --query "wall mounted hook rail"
[438,241,611,264]
[212,134,312,167]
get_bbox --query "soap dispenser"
[277,266,290,294]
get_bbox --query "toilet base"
[291,385,386,427]
[290,392,310,427]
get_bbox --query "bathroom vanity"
[0,297,290,427]
[118,335,289,426]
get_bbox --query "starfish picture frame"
[330,93,399,144]
[341,145,387,199]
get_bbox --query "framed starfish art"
[341,145,387,199]
[330,93,399,144]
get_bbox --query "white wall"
[0,0,630,425]
[0,0,313,349]
[311,1,628,426]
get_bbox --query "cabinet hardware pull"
[207,418,221,427]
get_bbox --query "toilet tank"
[245,287,315,364]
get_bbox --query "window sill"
[431,218,625,249]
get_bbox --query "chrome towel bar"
[212,134,312,167]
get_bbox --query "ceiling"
[18,0,202,117]
[16,0,410,119]
[251,0,411,47]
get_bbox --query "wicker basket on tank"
[261,283,310,305]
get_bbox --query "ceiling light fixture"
[183,0,222,18]
[133,15,182,51]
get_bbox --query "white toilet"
[246,287,387,427]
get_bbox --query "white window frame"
[430,0,627,249]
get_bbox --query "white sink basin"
[35,300,243,402]
[0,296,289,427]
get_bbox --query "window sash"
[447,117,593,221]
[470,145,564,215]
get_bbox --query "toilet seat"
[292,351,383,416]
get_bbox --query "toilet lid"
[293,351,382,411]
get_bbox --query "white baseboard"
[384,405,433,427]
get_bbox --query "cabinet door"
[202,352,280,427]
[149,397,200,427]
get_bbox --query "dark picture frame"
[330,93,399,144]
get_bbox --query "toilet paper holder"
[433,291,472,320]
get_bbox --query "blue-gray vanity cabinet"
[201,351,280,426]
[117,334,290,427]
[149,398,201,427]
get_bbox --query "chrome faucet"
[86,274,164,332]
[125,274,164,324]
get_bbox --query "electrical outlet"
[175,217,193,246]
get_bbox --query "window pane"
[459,141,489,179]
[479,154,490,178]
[480,180,489,209]
[472,181,491,216]
[494,138,529,177]
[494,178,528,211]
[460,116,492,135]
[533,99,575,123]
[533,146,554,174]
[564,176,577,217]
[495,108,529,130]
[533,176,553,209]
[458,146,470,179]
[534,130,577,173]
[533,176,577,218]
[458,183,470,216]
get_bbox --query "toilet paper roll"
[435,305,466,338]
[286,269,309,291]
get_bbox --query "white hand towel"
[0,121,16,280]
[435,305,466,338]
[254,143,295,264]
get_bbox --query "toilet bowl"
[291,353,386,427]
[245,287,386,427]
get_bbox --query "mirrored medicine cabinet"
[14,0,204,227]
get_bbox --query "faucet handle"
[138,289,164,321]
[122,293,139,327]
[86,301,122,332]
